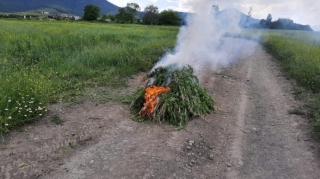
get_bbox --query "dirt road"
[1,39,320,179]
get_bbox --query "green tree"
[115,3,140,23]
[143,5,159,25]
[106,14,116,21]
[115,7,131,23]
[157,9,181,25]
[260,13,272,29]
[83,4,100,21]
[266,13,272,23]
[126,3,141,23]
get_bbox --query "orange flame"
[139,85,170,117]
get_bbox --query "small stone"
[191,159,196,164]
[304,138,309,141]
[209,146,214,150]
[186,146,192,150]
[196,145,200,148]
[227,163,232,167]
[89,160,94,164]
[176,158,180,162]
[296,133,300,141]
[208,154,214,160]
[189,140,195,146]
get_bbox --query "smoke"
[152,0,257,73]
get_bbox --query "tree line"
[259,13,312,31]
[83,3,181,25]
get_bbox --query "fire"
[139,85,170,117]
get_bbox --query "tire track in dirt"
[223,41,320,179]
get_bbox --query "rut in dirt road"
[223,40,320,179]
[1,39,320,179]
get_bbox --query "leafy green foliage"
[131,66,215,127]
[126,3,140,23]
[157,10,181,26]
[115,7,132,23]
[115,3,140,23]
[83,4,100,21]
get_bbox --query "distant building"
[43,12,49,14]
[57,13,68,20]
[69,16,80,21]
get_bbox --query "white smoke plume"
[153,0,257,73]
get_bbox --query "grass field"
[0,19,179,133]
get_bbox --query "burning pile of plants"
[131,65,215,127]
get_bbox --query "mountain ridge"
[0,0,119,16]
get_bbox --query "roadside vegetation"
[0,19,179,133]
[258,29,320,135]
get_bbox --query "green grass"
[0,19,179,133]
[260,30,320,93]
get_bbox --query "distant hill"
[217,8,260,28]
[0,0,119,16]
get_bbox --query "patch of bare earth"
[1,39,320,179]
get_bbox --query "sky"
[107,0,320,30]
